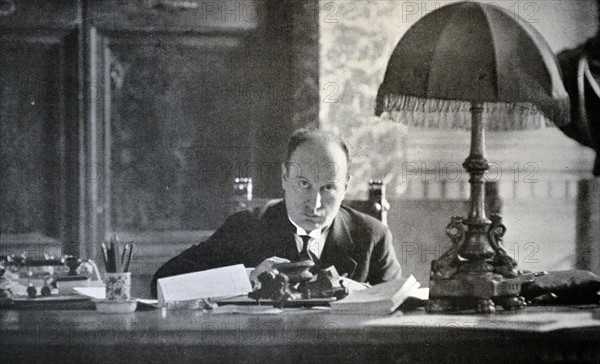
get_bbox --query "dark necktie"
[299,235,314,262]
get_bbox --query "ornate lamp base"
[423,103,537,313]
[425,214,533,314]
[427,272,530,313]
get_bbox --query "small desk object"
[2,305,600,363]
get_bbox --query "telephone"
[248,261,348,306]
[0,254,103,297]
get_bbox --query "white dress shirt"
[288,218,331,260]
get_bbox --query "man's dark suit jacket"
[151,200,402,297]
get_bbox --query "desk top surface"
[4,305,600,363]
[3,304,600,345]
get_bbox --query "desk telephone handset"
[248,260,349,306]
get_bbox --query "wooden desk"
[2,305,600,363]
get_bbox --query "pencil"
[120,243,128,271]
[105,242,113,273]
[113,234,121,273]
[101,243,109,271]
[124,243,134,273]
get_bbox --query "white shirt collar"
[288,217,322,238]
[288,216,332,259]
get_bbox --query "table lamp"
[375,2,570,313]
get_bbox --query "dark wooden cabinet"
[0,0,80,255]
[1,0,319,276]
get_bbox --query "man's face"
[282,140,349,231]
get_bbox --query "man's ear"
[345,175,353,190]
[281,163,287,187]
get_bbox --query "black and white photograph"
[1,0,600,362]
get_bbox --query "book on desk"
[330,275,420,314]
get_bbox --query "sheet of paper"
[74,287,105,300]
[410,287,429,301]
[137,298,159,305]
[74,287,160,308]
[210,305,283,315]
[157,264,253,305]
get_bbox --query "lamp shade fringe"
[376,94,570,131]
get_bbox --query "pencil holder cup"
[105,272,131,301]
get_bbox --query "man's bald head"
[284,129,351,173]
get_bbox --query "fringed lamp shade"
[374,1,571,313]
[375,1,570,131]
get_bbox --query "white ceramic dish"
[93,299,137,314]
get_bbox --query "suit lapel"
[262,201,300,261]
[319,210,358,278]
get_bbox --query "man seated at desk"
[151,129,402,297]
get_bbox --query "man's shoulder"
[226,199,286,223]
[338,204,389,235]
[226,200,389,235]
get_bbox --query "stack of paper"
[157,264,253,306]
